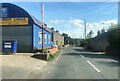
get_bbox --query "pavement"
[32,45,119,80]
[0,53,47,79]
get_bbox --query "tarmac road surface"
[32,45,119,80]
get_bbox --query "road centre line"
[76,51,101,73]
[76,51,85,59]
[87,60,101,73]
[76,52,79,53]
[80,54,85,58]
[56,51,63,61]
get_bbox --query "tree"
[62,33,69,45]
[108,27,120,49]
[86,30,94,39]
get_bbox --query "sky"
[1,1,118,38]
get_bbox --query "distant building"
[51,28,64,48]
[89,32,109,51]
[72,38,81,46]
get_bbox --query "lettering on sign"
[0,17,28,26]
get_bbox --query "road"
[32,45,119,80]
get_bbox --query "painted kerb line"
[56,51,63,60]
[87,60,101,73]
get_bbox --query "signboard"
[0,17,28,26]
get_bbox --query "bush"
[108,27,120,49]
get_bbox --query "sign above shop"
[0,17,28,26]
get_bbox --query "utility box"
[2,41,17,54]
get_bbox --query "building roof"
[92,32,109,40]
[50,28,64,37]
[1,3,52,33]
[32,16,64,37]
[30,15,52,33]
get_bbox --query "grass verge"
[47,51,59,61]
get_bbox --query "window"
[1,7,8,17]
[44,34,47,44]
[56,41,58,45]
[38,32,42,44]
[48,35,51,44]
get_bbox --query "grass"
[47,51,59,61]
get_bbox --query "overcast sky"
[1,1,118,38]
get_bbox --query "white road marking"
[47,71,50,74]
[65,45,69,47]
[76,51,100,73]
[76,51,85,59]
[56,51,63,61]
[114,60,118,62]
[76,52,79,53]
[52,62,55,64]
[80,54,85,58]
[87,60,101,73]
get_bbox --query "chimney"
[97,30,100,35]
[51,28,54,30]
[44,23,47,26]
[101,28,105,34]
[56,30,59,33]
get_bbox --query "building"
[51,28,64,48]
[1,3,53,52]
[89,32,109,51]
[72,38,81,46]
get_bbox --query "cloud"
[49,19,84,28]
[86,19,118,37]
[68,19,84,28]
[50,19,67,24]
[101,20,118,25]
[48,19,117,38]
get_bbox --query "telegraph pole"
[84,21,86,39]
[41,0,44,54]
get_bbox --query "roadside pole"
[84,21,86,40]
[41,0,44,54]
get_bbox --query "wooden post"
[41,0,44,54]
